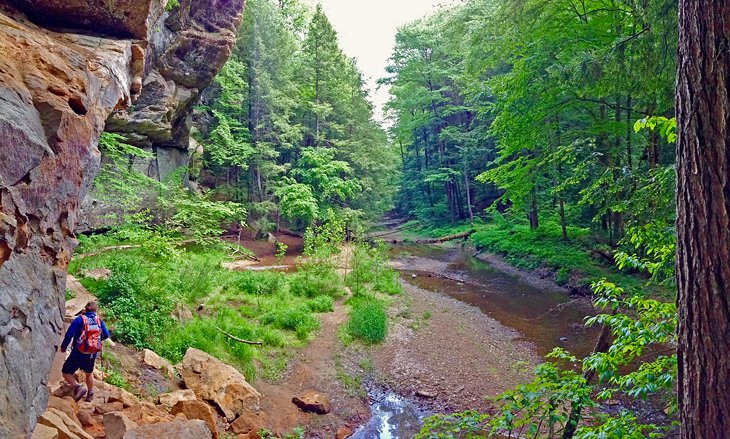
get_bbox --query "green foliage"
[347,296,387,344]
[346,242,402,296]
[306,295,334,313]
[198,0,397,229]
[260,307,320,340]
[415,411,488,439]
[72,224,351,381]
[94,133,159,211]
[102,368,131,391]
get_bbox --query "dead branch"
[214,325,263,345]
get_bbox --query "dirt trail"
[253,296,370,438]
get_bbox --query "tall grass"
[347,295,388,344]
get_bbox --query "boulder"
[81,268,112,281]
[38,408,95,439]
[95,402,125,415]
[292,391,331,415]
[171,400,218,438]
[180,348,261,421]
[122,419,213,439]
[229,412,266,435]
[76,410,96,428]
[46,396,81,428]
[104,412,139,439]
[31,424,59,439]
[336,427,353,439]
[142,349,176,378]
[158,389,198,411]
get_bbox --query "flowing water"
[353,243,601,438]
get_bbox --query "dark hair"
[85,301,98,313]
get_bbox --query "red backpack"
[76,315,103,355]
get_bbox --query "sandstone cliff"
[0,1,243,436]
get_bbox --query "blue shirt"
[60,312,110,353]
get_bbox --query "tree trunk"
[529,188,539,230]
[676,0,730,437]
[463,160,474,224]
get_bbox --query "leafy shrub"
[347,243,402,295]
[97,260,175,349]
[307,296,334,313]
[348,297,387,344]
[290,261,343,298]
[260,307,320,340]
[233,270,289,296]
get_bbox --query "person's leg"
[62,373,78,386]
[62,354,88,401]
[85,371,95,400]
[83,357,97,402]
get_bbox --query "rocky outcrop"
[78,0,244,231]
[0,8,138,437]
[180,348,261,422]
[0,0,243,436]
[106,0,244,151]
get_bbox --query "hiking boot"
[73,385,87,402]
[85,391,95,403]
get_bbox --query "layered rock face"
[0,0,243,436]
[80,0,244,230]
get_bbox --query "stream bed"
[352,243,600,438]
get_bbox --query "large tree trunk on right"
[676,0,730,437]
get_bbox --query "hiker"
[60,301,110,402]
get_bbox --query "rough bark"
[676,0,730,437]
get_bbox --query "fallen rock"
[46,396,81,428]
[137,402,176,425]
[229,411,266,435]
[180,348,261,421]
[104,412,139,439]
[171,400,218,438]
[38,408,94,439]
[415,390,438,399]
[76,410,96,428]
[336,426,353,439]
[292,391,331,415]
[81,268,112,281]
[31,424,59,439]
[122,419,212,439]
[98,381,138,408]
[158,389,198,411]
[95,402,125,415]
[142,349,176,378]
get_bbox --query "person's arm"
[100,319,110,341]
[60,317,81,352]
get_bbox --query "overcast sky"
[304,0,458,126]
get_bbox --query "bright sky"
[305,0,458,126]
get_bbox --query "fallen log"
[417,229,475,244]
[214,325,263,345]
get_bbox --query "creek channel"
[352,243,600,438]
